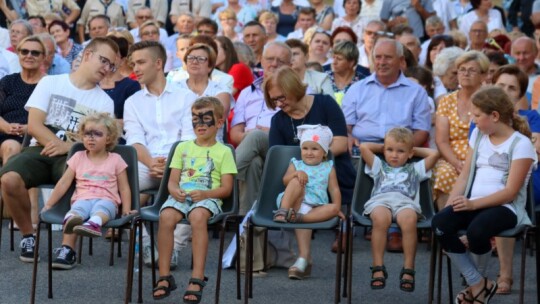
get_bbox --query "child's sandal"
[287,209,304,223]
[370,265,388,290]
[399,268,416,292]
[183,276,208,304]
[273,208,289,223]
[152,275,177,300]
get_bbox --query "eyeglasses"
[141,30,159,36]
[458,68,480,75]
[186,55,208,64]
[96,54,117,72]
[220,17,235,22]
[263,56,287,66]
[19,48,43,57]
[198,29,216,35]
[83,130,104,138]
[470,29,487,34]
[269,95,286,104]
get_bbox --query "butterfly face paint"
[192,110,216,128]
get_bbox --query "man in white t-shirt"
[0,37,117,266]
[286,7,317,41]
[123,40,194,269]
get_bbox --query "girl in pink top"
[42,113,131,270]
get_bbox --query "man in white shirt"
[358,20,386,69]
[286,7,317,40]
[0,37,117,265]
[123,40,194,269]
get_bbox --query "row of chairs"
[2,142,539,303]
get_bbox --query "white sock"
[89,216,102,226]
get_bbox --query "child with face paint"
[153,97,237,303]
[273,124,345,280]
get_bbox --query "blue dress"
[276,158,333,207]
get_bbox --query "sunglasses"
[19,48,43,57]
[83,130,105,138]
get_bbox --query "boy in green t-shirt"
[153,97,237,303]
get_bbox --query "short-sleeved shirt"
[25,74,115,144]
[469,128,537,213]
[342,72,431,143]
[366,156,429,200]
[67,150,128,206]
[77,0,126,31]
[380,0,434,38]
[169,140,237,206]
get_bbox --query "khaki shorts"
[0,146,66,188]
[160,195,222,220]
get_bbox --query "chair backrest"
[41,143,140,223]
[152,141,238,216]
[253,145,335,219]
[351,155,435,221]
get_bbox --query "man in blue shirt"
[39,33,71,75]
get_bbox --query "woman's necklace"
[290,98,308,143]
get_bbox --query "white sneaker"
[142,243,158,267]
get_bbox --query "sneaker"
[143,243,159,268]
[52,245,76,270]
[73,221,102,237]
[63,215,84,234]
[170,249,179,270]
[19,235,38,263]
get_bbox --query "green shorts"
[0,146,67,188]
[160,195,222,221]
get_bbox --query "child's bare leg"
[276,178,305,221]
[61,233,78,249]
[370,206,392,287]
[396,209,418,286]
[155,208,183,296]
[295,229,312,260]
[185,207,211,302]
[301,204,340,223]
[495,237,515,292]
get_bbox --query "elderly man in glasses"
[0,37,117,267]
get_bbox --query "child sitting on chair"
[273,124,344,280]
[42,113,131,270]
[359,127,439,292]
[153,97,237,303]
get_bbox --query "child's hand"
[41,205,51,213]
[189,190,206,203]
[172,188,187,202]
[450,195,474,212]
[296,170,308,187]
[338,211,346,220]
[122,210,138,216]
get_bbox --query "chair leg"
[125,225,135,304]
[149,222,157,288]
[109,228,115,266]
[117,228,123,258]
[137,222,143,303]
[519,233,527,304]
[215,219,227,304]
[235,217,241,300]
[47,224,53,299]
[346,221,354,304]
[447,254,453,304]
[334,221,343,304]
[243,220,253,303]
[427,231,436,304]
[77,236,83,264]
[436,246,442,304]
[342,220,349,298]
[30,220,43,304]
[10,218,14,251]
[536,212,540,304]
[89,237,93,255]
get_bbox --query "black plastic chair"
[130,141,241,304]
[244,145,343,304]
[30,143,141,304]
[345,155,437,304]
[434,183,536,304]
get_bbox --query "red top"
[228,63,254,100]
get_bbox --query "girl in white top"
[432,86,536,304]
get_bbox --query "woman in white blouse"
[458,0,504,36]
